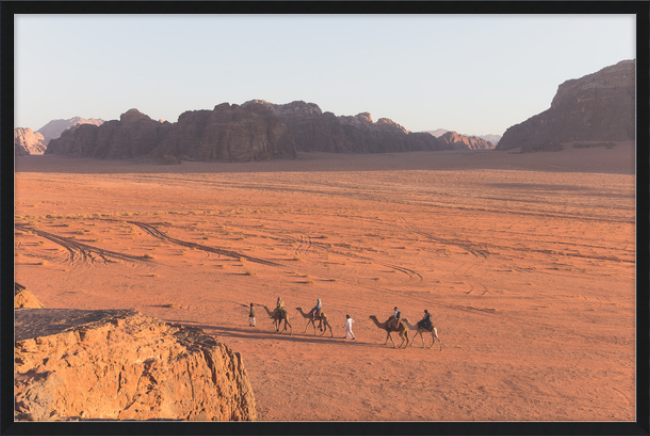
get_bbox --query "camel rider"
[276,297,285,317]
[389,306,401,330]
[312,298,323,329]
[417,309,432,331]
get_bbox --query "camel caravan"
[254,298,442,350]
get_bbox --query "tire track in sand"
[14,223,150,266]
[112,219,283,268]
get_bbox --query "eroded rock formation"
[37,117,105,146]
[46,109,174,159]
[436,131,495,150]
[497,59,635,152]
[46,104,296,162]
[243,100,447,153]
[149,103,296,162]
[14,309,257,421]
[14,128,47,155]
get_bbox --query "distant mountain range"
[426,129,501,146]
[15,117,105,156]
[37,117,105,145]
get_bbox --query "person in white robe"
[343,314,355,340]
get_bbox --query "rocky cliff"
[436,131,495,150]
[46,104,296,162]
[149,103,296,162]
[37,117,105,146]
[497,59,635,152]
[14,308,257,421]
[243,100,447,153]
[46,109,174,159]
[14,128,47,155]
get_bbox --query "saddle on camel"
[387,306,402,331]
[275,297,287,319]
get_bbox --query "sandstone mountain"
[14,128,47,155]
[37,117,105,146]
[15,308,257,421]
[425,129,500,146]
[46,109,174,159]
[496,59,635,152]
[436,131,495,150]
[148,103,296,162]
[46,104,296,162]
[243,100,448,153]
[480,134,501,145]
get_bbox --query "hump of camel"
[295,307,333,337]
[402,318,442,350]
[368,315,409,348]
[262,305,292,335]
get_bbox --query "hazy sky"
[15,14,635,137]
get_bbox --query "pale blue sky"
[15,14,635,137]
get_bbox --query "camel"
[403,318,442,350]
[368,315,410,348]
[295,307,333,337]
[262,305,292,335]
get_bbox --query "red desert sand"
[14,142,635,421]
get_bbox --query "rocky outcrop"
[497,59,635,152]
[46,105,296,162]
[149,103,296,162]
[436,131,495,150]
[15,128,47,155]
[14,309,257,421]
[46,109,174,159]
[243,99,445,153]
[37,117,105,146]
[15,282,46,309]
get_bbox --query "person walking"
[248,303,256,327]
[343,314,355,340]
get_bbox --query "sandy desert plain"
[14,141,636,422]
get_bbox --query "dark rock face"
[497,59,635,152]
[46,109,173,159]
[436,131,495,150]
[46,105,296,162]
[15,128,47,155]
[243,100,445,153]
[150,103,296,162]
[37,117,105,146]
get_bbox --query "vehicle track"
[15,223,149,265]
[399,217,489,259]
[107,219,283,268]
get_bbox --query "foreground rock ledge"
[15,309,257,421]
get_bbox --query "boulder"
[14,309,257,421]
[497,59,635,152]
[14,128,47,155]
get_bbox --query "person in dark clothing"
[417,309,432,330]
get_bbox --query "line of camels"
[261,305,442,350]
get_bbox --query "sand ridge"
[14,144,636,421]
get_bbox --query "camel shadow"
[162,319,383,348]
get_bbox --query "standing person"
[343,314,355,340]
[248,303,256,327]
